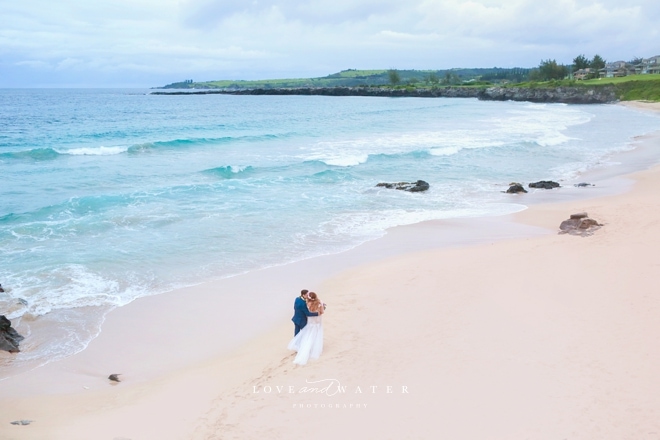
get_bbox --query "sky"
[1,0,659,87]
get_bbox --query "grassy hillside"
[584,74,660,101]
[580,74,660,85]
[160,68,531,89]
[496,74,660,102]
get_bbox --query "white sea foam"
[57,146,129,156]
[319,154,369,167]
[229,165,249,173]
[3,264,144,320]
[535,132,573,147]
[429,146,462,156]
[316,203,527,241]
[490,105,593,148]
[305,130,507,164]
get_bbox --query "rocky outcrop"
[376,180,430,192]
[0,315,24,353]
[479,86,618,104]
[152,85,618,104]
[529,180,561,189]
[154,87,483,98]
[559,212,603,236]
[505,183,528,194]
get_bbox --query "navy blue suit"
[292,296,318,336]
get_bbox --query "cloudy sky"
[1,0,659,87]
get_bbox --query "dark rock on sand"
[506,183,528,194]
[0,315,24,353]
[10,420,33,426]
[559,212,603,236]
[574,182,594,187]
[529,180,561,189]
[376,180,430,192]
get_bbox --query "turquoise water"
[1,89,659,369]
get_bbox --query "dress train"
[287,315,323,365]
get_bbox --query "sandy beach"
[1,102,660,440]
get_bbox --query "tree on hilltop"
[573,54,590,71]
[530,59,569,81]
[442,71,461,85]
[590,54,606,70]
[388,69,401,85]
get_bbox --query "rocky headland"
[152,85,619,104]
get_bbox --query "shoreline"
[0,99,646,380]
[0,207,554,390]
[151,84,620,104]
[0,169,642,386]
[1,102,659,439]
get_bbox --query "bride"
[287,291,324,365]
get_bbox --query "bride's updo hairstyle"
[307,292,323,314]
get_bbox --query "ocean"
[1,88,659,374]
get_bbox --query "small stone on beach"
[505,182,527,193]
[528,180,560,189]
[559,212,603,236]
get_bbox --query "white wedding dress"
[287,315,323,365]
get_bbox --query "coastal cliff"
[480,85,618,103]
[152,85,619,104]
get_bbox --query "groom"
[292,289,318,336]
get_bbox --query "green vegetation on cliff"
[612,78,660,101]
[578,74,660,101]
[511,75,660,102]
[159,71,660,102]
[160,68,532,90]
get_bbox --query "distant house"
[574,56,660,79]
[573,68,595,80]
[599,61,630,78]
[632,56,660,75]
